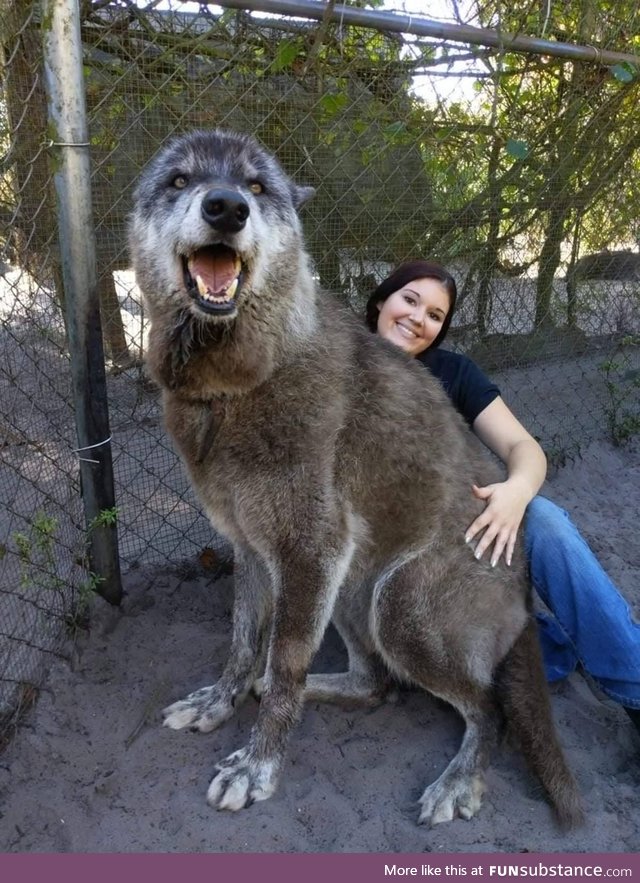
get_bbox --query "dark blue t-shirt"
[417,348,501,427]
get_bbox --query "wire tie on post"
[46,139,91,149]
[73,436,112,464]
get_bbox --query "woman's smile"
[395,321,420,339]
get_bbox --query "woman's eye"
[172,175,188,189]
[404,295,415,306]
[249,181,264,195]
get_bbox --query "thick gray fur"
[129,129,582,827]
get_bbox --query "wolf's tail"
[496,619,584,829]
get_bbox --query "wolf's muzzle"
[201,188,250,233]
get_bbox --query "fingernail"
[491,559,496,568]
[507,557,512,567]
[464,535,471,544]
[474,550,481,560]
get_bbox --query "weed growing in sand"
[88,506,119,530]
[542,438,582,474]
[599,335,640,445]
[68,506,120,634]
[69,572,105,636]
[12,511,64,594]
[9,507,119,637]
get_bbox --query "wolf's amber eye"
[172,175,188,189]
[249,181,264,195]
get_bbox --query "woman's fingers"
[464,511,490,545]
[471,483,492,500]
[468,524,510,566]
[505,531,517,567]
[465,488,496,543]
[469,521,499,561]
[466,483,525,567]
[466,516,518,566]
[489,535,506,568]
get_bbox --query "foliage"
[89,506,119,530]
[9,507,117,636]
[12,511,62,591]
[461,0,640,327]
[599,336,640,445]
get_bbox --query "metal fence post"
[41,0,123,605]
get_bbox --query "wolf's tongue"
[189,246,238,294]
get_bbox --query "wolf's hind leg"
[251,590,390,707]
[303,669,389,706]
[163,546,272,733]
[254,670,385,706]
[416,694,497,825]
[373,557,502,825]
[303,609,390,706]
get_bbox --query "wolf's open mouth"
[182,245,243,315]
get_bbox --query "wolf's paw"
[206,746,279,811]
[418,772,486,826]
[162,685,235,733]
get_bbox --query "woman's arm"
[465,396,547,566]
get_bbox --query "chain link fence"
[1,0,639,744]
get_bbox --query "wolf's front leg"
[163,546,272,732]
[205,673,303,810]
[207,537,354,810]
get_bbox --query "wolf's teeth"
[195,275,208,297]
[226,277,238,299]
[233,257,242,274]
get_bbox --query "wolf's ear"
[292,185,315,209]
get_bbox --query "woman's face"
[376,277,450,357]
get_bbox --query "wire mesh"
[1,0,639,743]
[0,0,87,741]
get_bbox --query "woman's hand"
[464,477,532,567]
[468,397,547,566]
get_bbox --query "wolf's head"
[129,130,314,323]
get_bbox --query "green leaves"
[610,63,638,84]
[505,138,529,160]
[270,39,303,72]
[320,92,349,115]
[89,507,119,530]
[384,121,407,138]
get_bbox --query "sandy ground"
[0,437,639,854]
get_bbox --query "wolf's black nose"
[201,188,250,232]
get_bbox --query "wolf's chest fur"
[161,354,346,550]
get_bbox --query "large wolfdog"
[129,130,582,827]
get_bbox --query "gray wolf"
[129,129,582,827]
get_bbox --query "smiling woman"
[365,259,457,351]
[376,277,450,356]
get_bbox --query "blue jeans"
[525,496,640,710]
